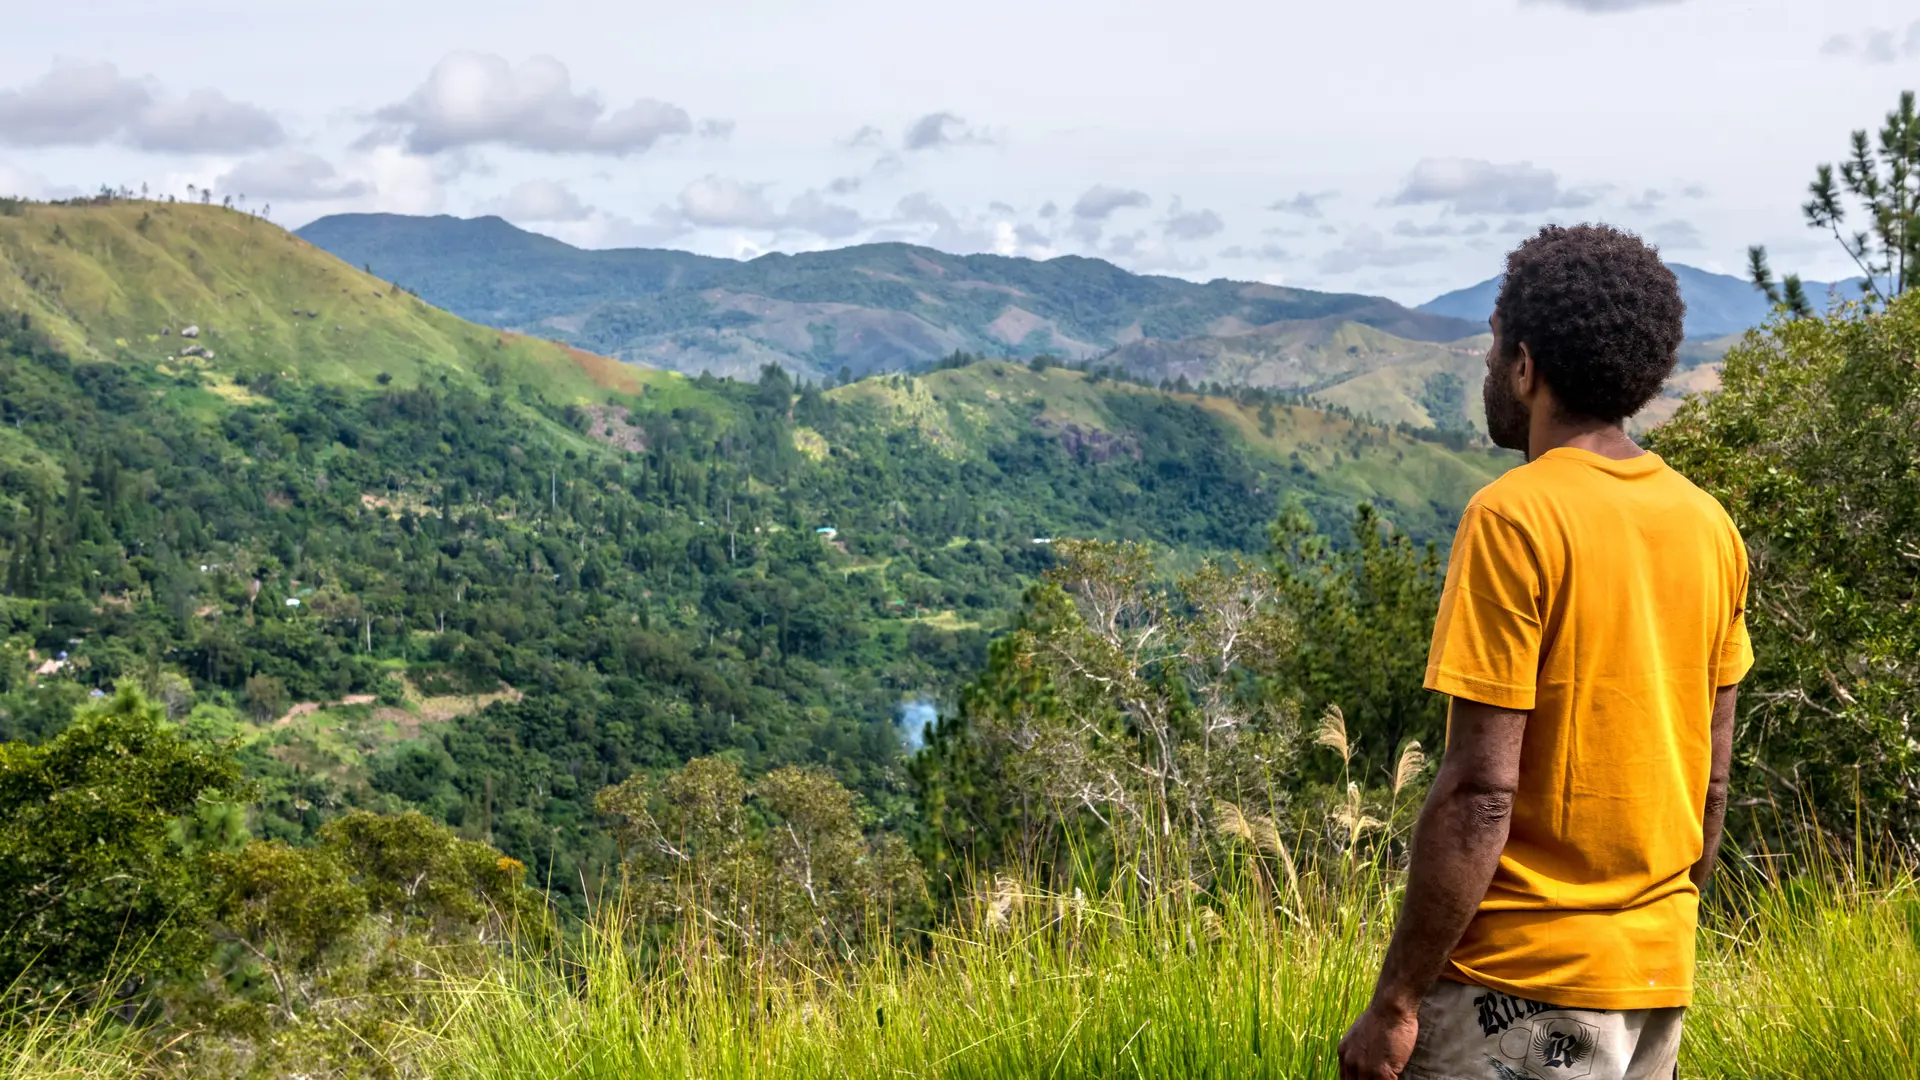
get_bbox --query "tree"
[1270,504,1446,787]
[315,810,538,938]
[911,541,1298,889]
[1746,247,1814,319]
[1750,90,1918,308]
[1650,291,1920,844]
[244,673,289,722]
[596,757,922,957]
[0,684,245,993]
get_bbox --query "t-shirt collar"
[1536,445,1666,476]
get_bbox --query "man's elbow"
[1433,776,1515,830]
[1463,789,1516,829]
[1701,782,1730,820]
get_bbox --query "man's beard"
[1483,369,1529,453]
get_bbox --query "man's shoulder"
[1468,453,1742,546]
[1464,459,1563,524]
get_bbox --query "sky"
[2,0,1915,304]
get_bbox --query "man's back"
[1425,446,1752,1009]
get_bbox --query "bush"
[0,685,244,994]
[1652,294,1920,842]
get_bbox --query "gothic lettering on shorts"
[1472,990,1559,1037]
[1538,1030,1585,1068]
[1531,1019,1598,1076]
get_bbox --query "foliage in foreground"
[1652,289,1920,841]
[411,848,1920,1080]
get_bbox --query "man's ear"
[1513,342,1537,398]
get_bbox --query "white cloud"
[1220,242,1291,261]
[1392,218,1488,238]
[482,178,593,221]
[1649,218,1704,249]
[1066,184,1151,244]
[902,112,991,150]
[1316,226,1447,274]
[1520,0,1686,11]
[670,174,864,239]
[0,61,282,153]
[1389,158,1601,215]
[677,174,780,227]
[1626,188,1666,213]
[1162,198,1225,241]
[130,89,284,153]
[371,53,691,156]
[697,118,735,140]
[894,192,995,251]
[782,189,865,238]
[1072,184,1151,221]
[359,145,454,215]
[885,194,1054,258]
[1267,190,1336,218]
[1820,22,1920,64]
[218,150,370,201]
[1103,230,1205,274]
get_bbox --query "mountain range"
[295,213,1482,382]
[292,213,1811,434]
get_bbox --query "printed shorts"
[1402,979,1683,1080]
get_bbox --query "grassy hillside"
[1103,319,1489,431]
[296,213,1480,381]
[830,362,1510,537]
[0,199,681,407]
[1103,319,1743,436]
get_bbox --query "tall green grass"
[8,840,1913,1078]
[411,848,1920,1080]
[1,996,143,1080]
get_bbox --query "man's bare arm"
[1691,685,1737,894]
[1338,698,1527,1079]
[1369,698,1528,1012]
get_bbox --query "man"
[1338,224,1752,1080]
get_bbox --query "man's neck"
[1526,414,1644,463]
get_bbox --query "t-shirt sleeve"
[1714,530,1755,687]
[1425,503,1544,711]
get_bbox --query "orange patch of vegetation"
[562,344,644,394]
[499,331,642,395]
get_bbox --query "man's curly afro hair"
[1493,224,1685,423]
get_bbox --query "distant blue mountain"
[1418,264,1868,339]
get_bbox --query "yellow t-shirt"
[1425,446,1753,1010]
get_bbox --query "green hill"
[0,200,690,408]
[830,362,1507,526]
[294,213,1481,382]
[1099,318,1491,431]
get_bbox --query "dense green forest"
[0,294,1484,916]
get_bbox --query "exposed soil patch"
[1033,416,1141,464]
[581,404,648,453]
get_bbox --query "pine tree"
[1750,90,1919,311]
